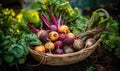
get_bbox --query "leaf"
[8,44,24,58]
[31,2,42,11]
[23,47,29,56]
[1,40,11,47]
[72,27,81,35]
[3,55,14,63]
[98,12,105,17]
[18,57,26,64]
[0,59,2,65]
[115,47,120,56]
[25,34,42,45]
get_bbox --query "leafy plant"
[0,4,42,69]
[101,17,120,56]
[88,9,120,56]
[86,66,96,71]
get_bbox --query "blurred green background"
[0,0,120,10]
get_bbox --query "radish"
[27,23,48,42]
[54,40,63,49]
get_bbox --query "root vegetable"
[67,32,75,38]
[48,31,59,41]
[44,42,55,51]
[63,45,74,53]
[58,25,69,33]
[64,37,74,44]
[73,39,84,50]
[59,33,66,40]
[37,30,48,42]
[49,25,57,31]
[40,14,58,31]
[85,38,96,47]
[34,45,46,53]
[27,23,48,42]
[54,48,64,54]
[54,40,63,48]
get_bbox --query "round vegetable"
[85,38,96,47]
[54,48,64,54]
[44,42,55,51]
[67,32,75,38]
[58,25,69,33]
[48,31,59,41]
[63,45,74,53]
[64,37,74,44]
[59,33,66,40]
[34,45,46,53]
[49,25,57,31]
[37,30,48,42]
[54,40,63,48]
[73,39,84,50]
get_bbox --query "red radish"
[58,25,70,33]
[48,31,59,41]
[64,37,74,44]
[73,39,84,50]
[54,48,64,54]
[54,40,63,48]
[67,32,75,38]
[59,33,66,40]
[44,42,55,51]
[27,23,48,42]
[34,45,46,53]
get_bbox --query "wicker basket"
[28,9,109,66]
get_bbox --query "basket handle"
[86,8,110,31]
[75,8,110,39]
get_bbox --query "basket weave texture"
[28,38,101,66]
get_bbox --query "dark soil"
[1,2,120,71]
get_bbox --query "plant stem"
[15,64,19,71]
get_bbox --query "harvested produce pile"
[22,0,116,66]
[26,0,104,55]
[1,0,120,68]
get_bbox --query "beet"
[54,48,64,54]
[54,41,63,49]
[49,25,57,31]
[64,37,74,44]
[63,45,74,53]
[73,39,84,50]
[59,33,66,40]
[37,30,48,42]
[85,38,96,47]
